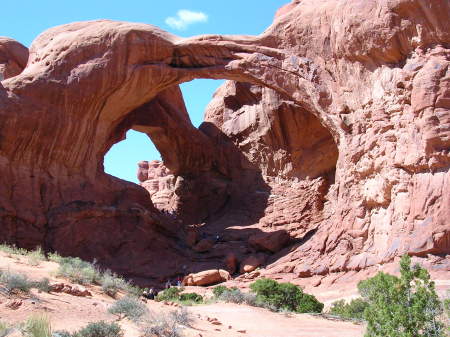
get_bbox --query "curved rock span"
[0,0,449,286]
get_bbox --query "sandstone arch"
[0,0,449,284]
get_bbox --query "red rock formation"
[0,0,449,287]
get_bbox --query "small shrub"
[169,307,193,327]
[23,314,52,337]
[52,331,72,337]
[179,292,203,303]
[212,285,229,298]
[100,271,129,298]
[250,278,323,313]
[47,252,63,264]
[142,310,186,337]
[72,321,123,337]
[358,254,445,337]
[125,284,144,297]
[56,257,100,285]
[329,298,369,320]
[1,271,33,294]
[108,296,147,322]
[156,287,183,302]
[219,288,245,304]
[0,321,12,337]
[33,278,51,293]
[27,247,46,266]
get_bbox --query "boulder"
[193,239,215,253]
[240,254,267,273]
[248,231,291,253]
[182,269,231,286]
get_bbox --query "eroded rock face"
[0,0,449,286]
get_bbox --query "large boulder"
[182,269,231,286]
[248,231,291,253]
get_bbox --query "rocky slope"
[0,0,449,287]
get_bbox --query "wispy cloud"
[165,9,208,30]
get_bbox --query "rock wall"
[0,0,449,285]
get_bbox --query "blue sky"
[0,0,288,183]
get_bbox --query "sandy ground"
[0,252,365,337]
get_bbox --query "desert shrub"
[179,292,203,303]
[0,321,12,337]
[329,298,369,320]
[358,254,445,337]
[169,307,193,327]
[72,321,123,337]
[33,277,51,293]
[56,257,100,285]
[296,293,324,313]
[23,314,52,337]
[47,252,63,264]
[1,271,33,294]
[108,296,147,321]
[0,244,28,257]
[250,278,323,313]
[52,332,72,337]
[100,271,129,298]
[212,285,229,298]
[27,247,46,266]
[219,288,245,304]
[141,309,190,337]
[156,287,183,302]
[125,284,144,297]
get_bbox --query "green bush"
[329,298,369,320]
[179,292,203,303]
[156,287,183,302]
[250,278,323,313]
[358,254,445,337]
[72,321,123,337]
[1,271,33,294]
[55,257,101,285]
[212,285,229,298]
[108,296,147,322]
[23,314,52,337]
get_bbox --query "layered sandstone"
[0,0,449,287]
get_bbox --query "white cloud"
[165,9,208,30]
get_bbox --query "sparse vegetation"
[26,247,46,266]
[329,298,369,321]
[22,314,52,337]
[108,296,148,322]
[212,285,229,298]
[142,308,192,337]
[359,254,445,337]
[0,321,12,337]
[250,278,323,313]
[55,256,101,285]
[33,277,51,293]
[72,321,123,337]
[0,271,33,294]
[100,270,129,298]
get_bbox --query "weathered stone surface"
[182,269,231,286]
[248,231,291,253]
[0,0,448,288]
[0,37,28,79]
